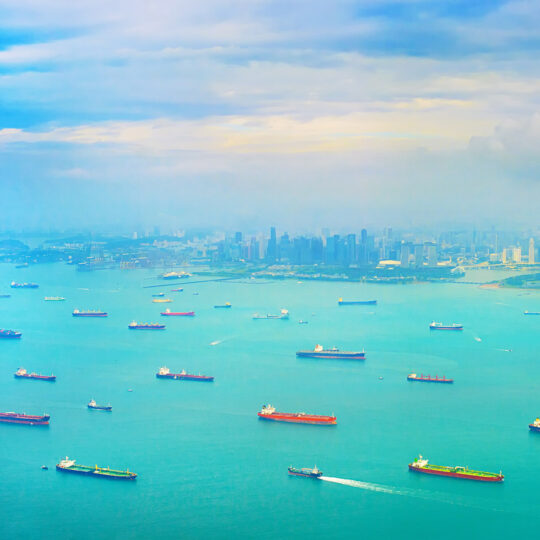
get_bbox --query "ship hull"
[429,327,463,331]
[288,470,322,478]
[408,465,503,482]
[88,405,112,411]
[338,301,377,306]
[56,466,136,480]
[296,351,365,360]
[160,312,194,317]
[529,425,540,432]
[0,333,22,339]
[407,377,453,384]
[156,373,213,382]
[15,374,56,381]
[0,414,50,425]
[128,326,165,330]
[258,413,336,425]
[73,313,107,317]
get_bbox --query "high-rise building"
[266,227,277,262]
[234,232,243,243]
[400,242,410,268]
[529,238,535,264]
[513,247,522,263]
[346,234,356,265]
[414,244,424,268]
[425,242,437,267]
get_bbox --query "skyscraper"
[267,227,277,262]
[400,242,410,268]
[529,238,535,264]
[425,242,437,267]
[414,244,424,268]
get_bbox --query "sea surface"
[0,264,539,540]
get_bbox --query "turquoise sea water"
[0,264,539,539]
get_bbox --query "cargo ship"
[338,298,377,306]
[0,329,22,339]
[56,457,136,480]
[161,271,190,280]
[44,296,66,301]
[429,322,463,331]
[288,465,323,478]
[257,404,336,425]
[407,373,453,384]
[529,418,540,432]
[128,322,165,329]
[214,302,232,308]
[152,298,172,303]
[296,344,365,360]
[14,368,56,381]
[87,399,112,411]
[253,309,289,320]
[73,309,108,317]
[160,309,194,317]
[11,281,39,289]
[0,412,50,425]
[156,366,214,381]
[408,455,503,482]
[524,311,540,315]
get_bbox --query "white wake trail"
[319,477,399,495]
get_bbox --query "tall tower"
[400,242,410,269]
[529,238,535,264]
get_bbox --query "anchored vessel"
[338,297,377,306]
[11,281,38,289]
[288,465,323,478]
[409,456,503,482]
[0,412,50,425]
[152,293,165,297]
[529,418,540,432]
[0,294,11,298]
[160,309,194,316]
[56,457,136,480]
[430,322,463,330]
[156,366,214,382]
[14,368,56,381]
[253,309,289,320]
[407,373,453,384]
[73,309,108,317]
[296,344,365,360]
[171,288,183,292]
[258,404,336,425]
[214,302,232,308]
[128,322,165,329]
[88,399,112,411]
[524,311,540,315]
[44,297,66,301]
[0,329,22,339]
[152,298,172,303]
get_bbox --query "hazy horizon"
[1,1,540,231]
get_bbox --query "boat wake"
[474,336,482,342]
[210,340,222,346]
[319,477,399,494]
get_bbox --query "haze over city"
[1,0,540,231]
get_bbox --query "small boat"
[72,309,108,317]
[0,329,22,339]
[171,288,183,292]
[156,366,214,382]
[128,322,166,329]
[14,368,56,381]
[56,457,136,480]
[524,311,540,316]
[152,298,172,303]
[15,263,29,269]
[44,297,66,301]
[288,465,323,478]
[529,418,540,432]
[41,465,48,470]
[152,293,165,297]
[429,322,463,331]
[298,320,308,325]
[409,455,503,482]
[214,302,232,308]
[253,309,289,320]
[161,271,190,280]
[160,309,195,317]
[338,297,377,306]
[258,404,336,425]
[407,373,453,384]
[87,399,112,411]
[10,282,38,289]
[296,344,365,360]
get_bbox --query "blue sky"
[1,0,539,231]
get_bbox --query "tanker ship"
[156,366,214,382]
[128,322,165,329]
[0,412,50,425]
[429,322,463,331]
[407,373,453,384]
[257,404,336,425]
[72,309,108,317]
[14,368,56,381]
[160,309,194,317]
[409,455,503,482]
[296,344,365,360]
[56,457,136,480]
[288,465,323,478]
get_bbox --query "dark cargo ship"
[288,465,323,478]
[0,412,50,425]
[407,373,453,384]
[14,368,56,381]
[296,344,365,360]
[156,366,214,381]
[73,309,108,317]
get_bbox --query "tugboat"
[160,309,195,317]
[257,404,336,425]
[0,412,50,425]
[296,344,365,360]
[156,366,214,382]
[529,418,540,432]
[14,368,56,381]
[72,309,108,317]
[214,302,232,308]
[407,373,453,384]
[288,465,323,478]
[253,309,289,320]
[408,455,503,482]
[87,399,112,411]
[56,457,136,480]
[429,322,463,331]
[338,297,377,306]
[0,329,22,339]
[128,322,165,329]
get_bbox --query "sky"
[1,0,539,232]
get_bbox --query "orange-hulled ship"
[257,404,336,425]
